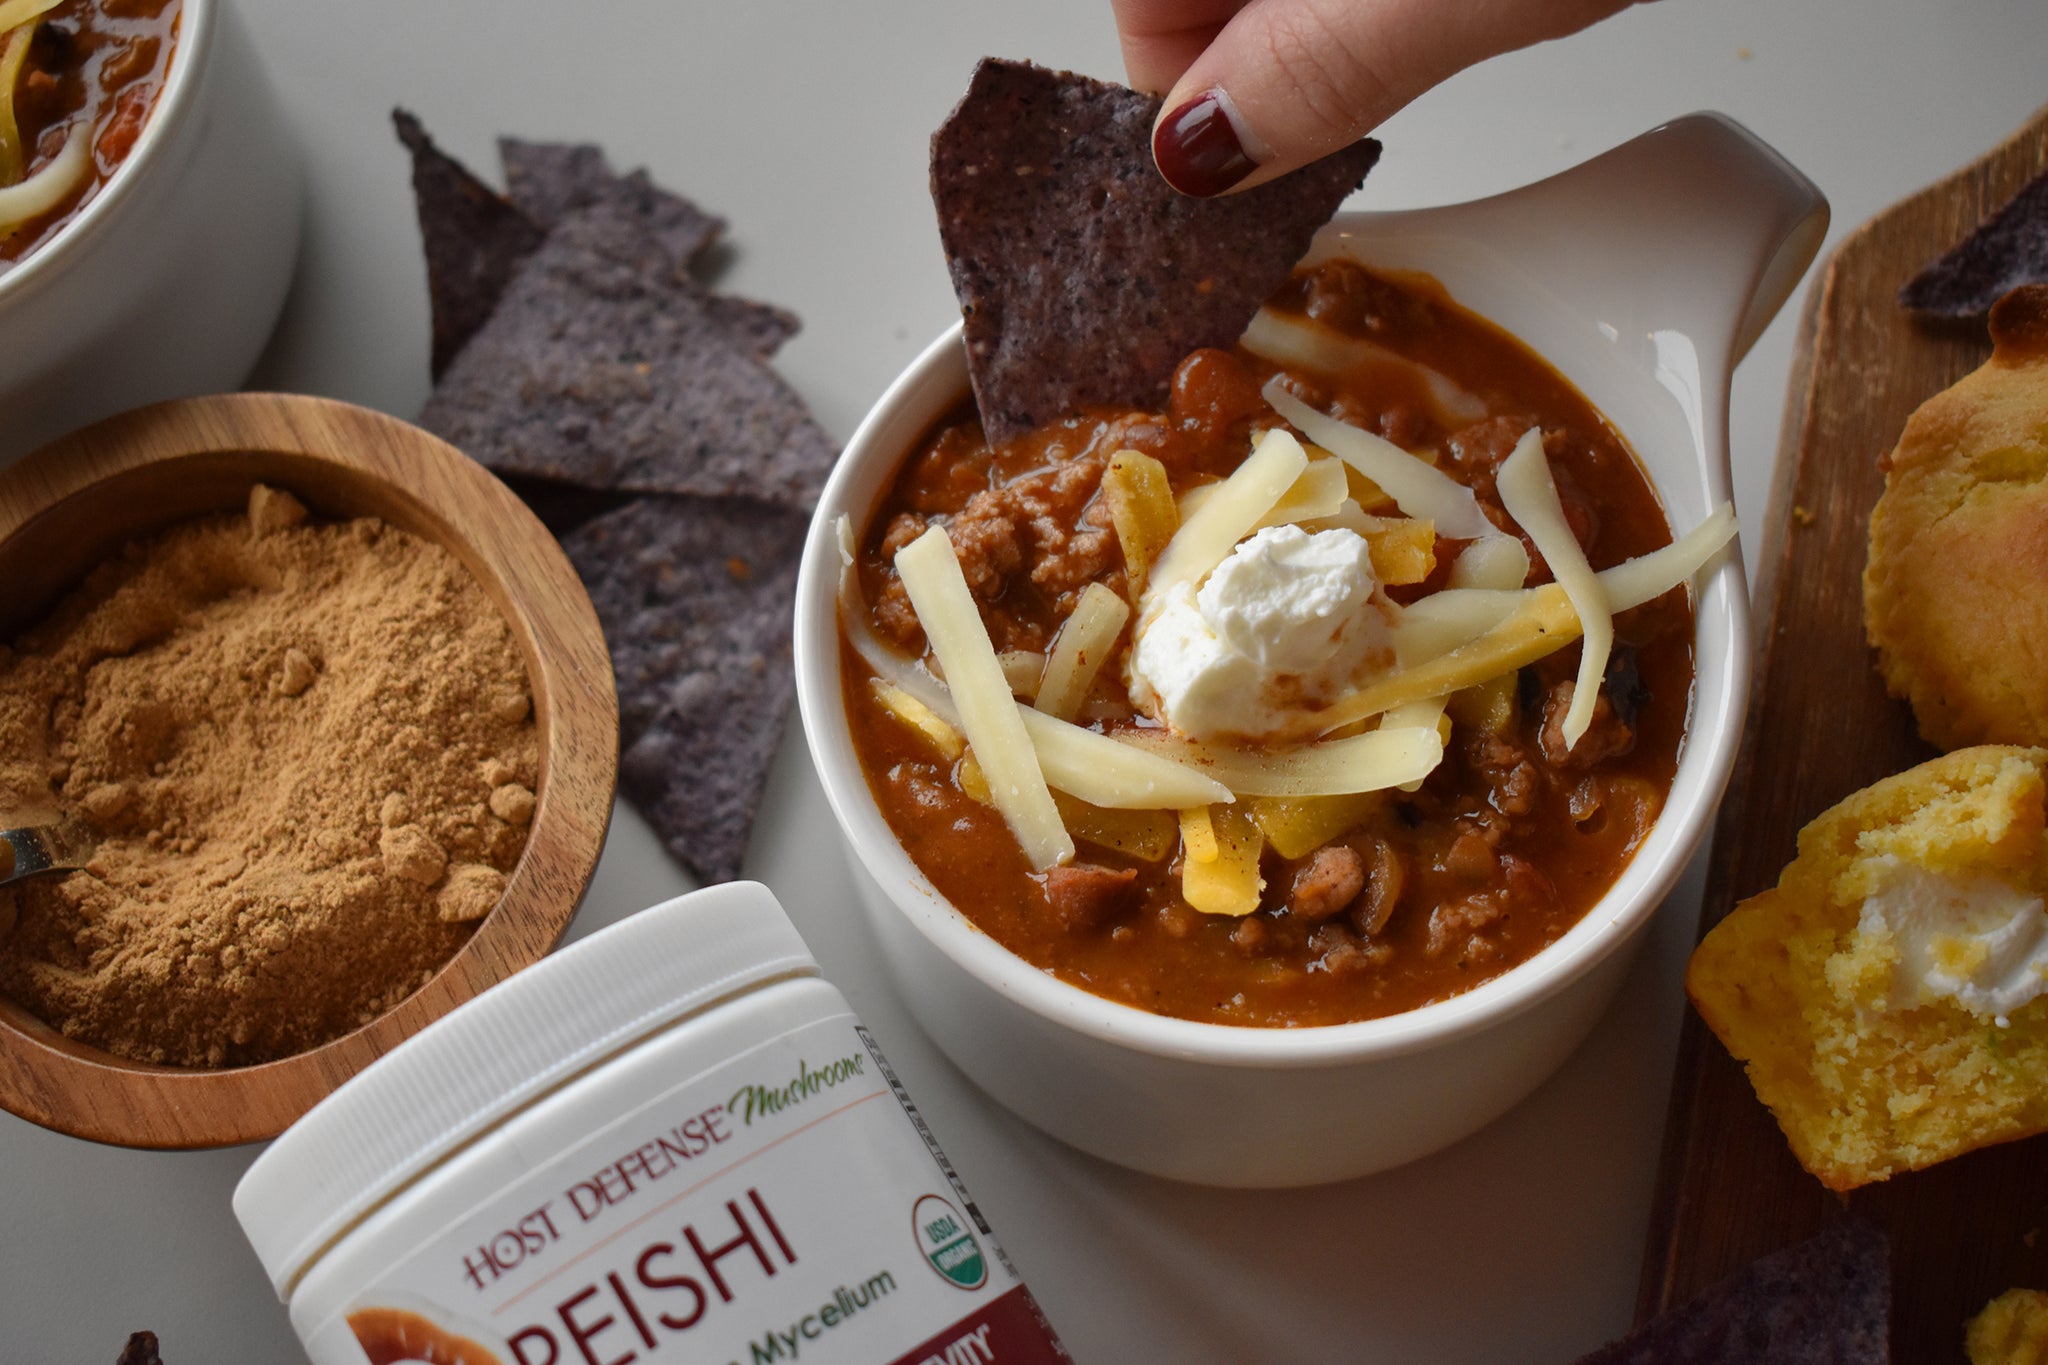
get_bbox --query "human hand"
[1113,0,1640,196]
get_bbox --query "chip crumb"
[1737,45,1753,59]
[248,484,309,537]
[1793,505,1816,526]
[727,555,753,580]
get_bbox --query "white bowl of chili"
[795,114,1827,1187]
[0,0,300,465]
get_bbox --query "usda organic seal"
[912,1193,987,1290]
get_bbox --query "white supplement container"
[235,882,1069,1365]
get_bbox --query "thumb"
[1152,0,1635,196]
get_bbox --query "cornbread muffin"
[1969,1289,2048,1365]
[1687,746,2048,1190]
[1865,285,2048,749]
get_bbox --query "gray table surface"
[5,1,2047,1359]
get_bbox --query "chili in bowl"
[0,0,181,269]
[793,114,1828,1187]
[0,0,299,463]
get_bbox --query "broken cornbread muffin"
[1688,746,2048,1190]
[1865,286,2048,749]
[1968,1288,2048,1365]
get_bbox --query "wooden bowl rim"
[0,393,619,1148]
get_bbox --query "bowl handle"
[1476,112,1830,371]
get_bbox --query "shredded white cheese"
[1393,502,1736,667]
[1242,308,1487,427]
[0,122,87,233]
[1448,534,1531,590]
[0,0,62,40]
[997,650,1047,699]
[1253,458,1350,530]
[1601,504,1738,608]
[894,527,1073,869]
[1383,697,1450,793]
[1111,725,1443,797]
[1018,709,1232,809]
[1035,583,1128,721]
[1262,378,1493,540]
[1327,504,1736,732]
[1144,426,1307,604]
[1496,428,1612,748]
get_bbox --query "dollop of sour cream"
[1855,856,2048,1023]
[1127,524,1393,742]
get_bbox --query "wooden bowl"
[0,393,618,1147]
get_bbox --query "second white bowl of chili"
[0,0,301,465]
[795,113,1826,1187]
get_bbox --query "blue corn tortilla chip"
[496,474,634,540]
[930,58,1381,444]
[1901,161,2048,317]
[500,137,725,272]
[706,290,803,361]
[393,110,545,381]
[393,115,795,386]
[1576,1221,1890,1364]
[499,136,798,357]
[416,200,838,506]
[558,494,807,885]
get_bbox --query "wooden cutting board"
[1636,103,2048,1360]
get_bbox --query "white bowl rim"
[0,0,214,304]
[794,225,1749,1071]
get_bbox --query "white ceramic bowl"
[795,113,1827,1188]
[0,0,301,465]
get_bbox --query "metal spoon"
[0,820,95,888]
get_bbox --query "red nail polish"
[1153,91,1255,197]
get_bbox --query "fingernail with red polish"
[1153,90,1255,197]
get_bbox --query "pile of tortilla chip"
[394,111,835,885]
[1574,1220,1890,1363]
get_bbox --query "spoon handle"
[0,822,93,888]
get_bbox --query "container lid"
[233,881,816,1297]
